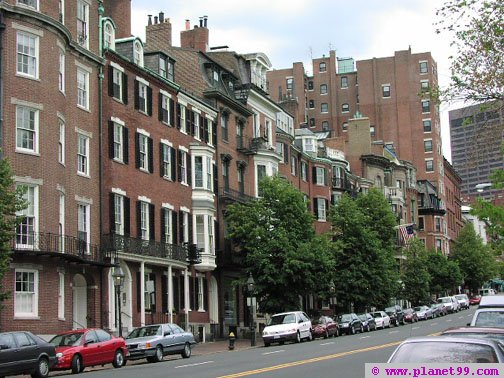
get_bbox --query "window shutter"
[136,271,141,312]
[325,199,329,216]
[136,201,142,238]
[179,275,185,311]
[212,119,217,142]
[214,220,220,251]
[135,132,140,169]
[324,168,328,186]
[178,211,184,243]
[171,147,176,181]
[122,73,128,104]
[160,208,166,243]
[173,274,179,311]
[158,92,163,122]
[200,115,204,140]
[147,86,153,116]
[148,137,154,173]
[213,163,218,195]
[108,65,114,97]
[203,278,208,311]
[203,118,209,143]
[109,193,115,234]
[177,149,182,182]
[188,214,193,244]
[172,211,178,245]
[187,153,192,186]
[190,111,195,136]
[108,121,115,159]
[176,104,181,129]
[312,167,317,184]
[185,108,191,133]
[161,275,168,313]
[149,203,155,240]
[169,98,175,126]
[189,277,195,311]
[314,198,319,219]
[124,196,130,236]
[134,80,139,110]
[123,127,129,164]
[305,162,310,182]
[284,144,289,164]
[159,143,164,177]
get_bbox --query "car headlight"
[137,342,152,349]
[56,352,63,358]
[341,323,349,327]
[263,331,268,336]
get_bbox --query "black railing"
[12,232,113,265]
[219,187,255,204]
[101,234,200,264]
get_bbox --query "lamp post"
[112,266,125,337]
[246,274,256,347]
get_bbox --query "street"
[57,308,475,378]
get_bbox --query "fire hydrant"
[228,332,236,350]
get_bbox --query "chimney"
[185,19,190,31]
[145,11,172,51]
[102,0,132,38]
[180,15,209,52]
[147,15,152,25]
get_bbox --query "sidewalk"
[192,337,258,356]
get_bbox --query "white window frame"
[382,84,391,98]
[77,133,90,176]
[424,138,433,153]
[180,104,187,134]
[77,68,89,110]
[197,276,205,311]
[76,0,89,49]
[160,94,170,125]
[15,105,39,154]
[420,80,429,91]
[341,76,348,89]
[342,103,349,113]
[113,122,124,162]
[193,111,200,139]
[207,119,214,146]
[419,60,428,74]
[14,269,38,318]
[301,161,307,182]
[163,207,172,244]
[421,99,430,114]
[195,214,205,250]
[320,84,327,95]
[58,118,65,164]
[425,158,434,172]
[161,143,172,180]
[77,203,90,253]
[112,69,123,102]
[182,211,189,244]
[16,31,39,79]
[137,82,148,114]
[138,133,149,172]
[180,150,188,185]
[59,49,65,93]
[59,192,65,252]
[423,118,432,133]
[140,201,149,240]
[291,156,297,176]
[16,184,38,249]
[58,0,64,24]
[321,103,328,113]
[103,22,115,50]
[58,272,65,319]
[114,194,124,235]
[316,167,325,186]
[317,199,326,221]
[134,41,143,67]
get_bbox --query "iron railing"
[219,187,255,204]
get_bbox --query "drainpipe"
[0,11,5,157]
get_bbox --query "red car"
[50,328,127,374]
[470,295,482,306]
[311,316,339,339]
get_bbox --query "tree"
[423,250,462,297]
[450,223,496,294]
[225,176,335,314]
[401,240,431,306]
[0,156,27,302]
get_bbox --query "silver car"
[125,323,196,363]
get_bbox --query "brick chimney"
[102,0,132,39]
[180,15,209,52]
[145,11,172,52]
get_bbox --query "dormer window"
[134,41,143,67]
[76,0,89,49]
[103,22,115,50]
[159,56,174,81]
[213,70,219,83]
[304,138,315,152]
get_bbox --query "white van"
[479,288,497,296]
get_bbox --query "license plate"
[274,335,280,339]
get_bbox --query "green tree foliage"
[225,176,334,314]
[423,250,463,297]
[450,223,496,293]
[401,240,431,306]
[330,190,399,312]
[0,156,27,301]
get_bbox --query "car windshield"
[390,341,498,363]
[126,325,161,339]
[474,311,504,327]
[50,332,84,347]
[455,295,466,300]
[404,309,413,314]
[439,298,451,303]
[414,306,423,312]
[269,314,296,325]
[372,312,383,319]
[339,314,352,322]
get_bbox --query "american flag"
[398,224,415,244]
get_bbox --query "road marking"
[175,361,214,369]
[446,319,452,322]
[458,316,464,319]
[431,323,438,326]
[217,341,402,378]
[262,350,285,355]
[360,336,370,339]
[412,327,420,330]
[319,342,335,346]
[389,330,399,334]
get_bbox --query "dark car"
[403,308,418,323]
[338,313,363,335]
[385,305,405,326]
[0,331,57,378]
[357,313,376,332]
[311,316,339,339]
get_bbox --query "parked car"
[50,328,127,374]
[125,323,196,362]
[388,336,504,363]
[455,294,470,309]
[385,305,405,326]
[437,296,458,313]
[0,331,57,378]
[371,311,391,329]
[470,295,482,306]
[262,311,312,346]
[311,316,339,339]
[478,295,504,308]
[338,313,363,335]
[469,308,504,327]
[479,288,497,296]
[403,308,418,323]
[441,326,504,342]
[357,313,376,332]
[414,305,433,320]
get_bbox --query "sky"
[130,0,458,161]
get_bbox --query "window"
[179,150,188,184]
[77,203,90,253]
[419,61,428,74]
[435,217,442,232]
[319,62,326,72]
[424,139,433,152]
[159,57,174,81]
[77,68,89,110]
[113,194,124,235]
[418,217,424,231]
[58,273,65,319]
[196,214,205,250]
[221,113,229,142]
[423,119,432,132]
[370,125,375,136]
[16,105,38,154]
[342,122,348,131]
[322,121,329,131]
[320,84,327,94]
[16,185,37,248]
[181,211,189,244]
[301,161,307,181]
[286,78,293,90]
[159,94,170,125]
[308,81,313,90]
[425,159,434,172]
[58,0,64,23]
[15,270,38,317]
[315,167,325,185]
[137,133,150,172]
[421,80,429,92]
[382,84,391,98]
[112,69,123,102]
[58,119,65,164]
[421,100,430,113]
[304,138,314,152]
[17,31,38,79]
[238,165,245,194]
[161,143,174,180]
[253,113,260,138]
[134,41,143,66]
[136,81,150,114]
[104,22,114,50]
[321,103,328,113]
[17,0,38,9]
[276,142,284,159]
[59,50,65,92]
[341,76,348,88]
[161,207,172,244]
[309,118,315,127]
[178,104,187,133]
[435,238,442,252]
[342,103,349,113]
[316,198,326,221]
[77,133,89,176]
[76,0,89,48]
[308,100,314,109]
[193,111,200,139]
[59,193,65,251]
[195,156,203,188]
[140,201,149,240]
[222,160,230,192]
[256,164,266,197]
[291,156,297,176]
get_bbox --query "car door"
[13,332,38,372]
[82,330,100,366]
[300,313,311,338]
[162,324,177,353]
[0,333,20,376]
[95,329,114,364]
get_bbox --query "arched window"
[104,22,115,50]
[134,41,143,67]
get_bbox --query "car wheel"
[112,350,124,368]
[154,345,164,362]
[182,343,191,358]
[31,357,50,378]
[324,330,329,339]
[264,341,270,347]
[295,331,301,343]
[71,355,82,374]
[335,328,339,337]
[351,326,355,335]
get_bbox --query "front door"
[72,274,87,329]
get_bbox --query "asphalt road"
[56,308,476,378]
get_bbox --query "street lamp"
[246,274,256,347]
[112,266,125,337]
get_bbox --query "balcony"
[101,234,200,265]
[219,187,255,204]
[384,187,405,203]
[236,135,271,155]
[12,232,115,267]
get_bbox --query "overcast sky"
[131,0,457,161]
